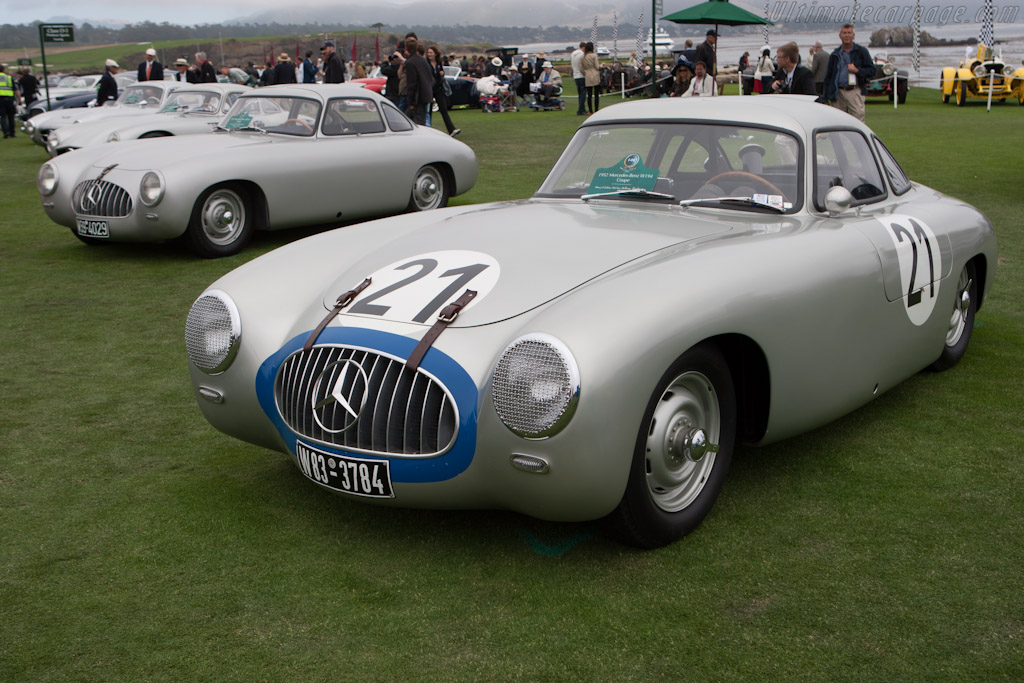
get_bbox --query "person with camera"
[381,49,403,106]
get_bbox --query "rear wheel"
[406,164,448,212]
[607,344,736,548]
[930,261,977,371]
[185,183,254,258]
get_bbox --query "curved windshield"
[536,122,803,213]
[161,90,223,114]
[118,85,165,106]
[220,96,321,137]
[61,76,96,88]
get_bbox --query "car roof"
[123,80,179,92]
[584,96,871,140]
[240,83,385,103]
[170,83,251,94]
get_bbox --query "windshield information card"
[587,154,659,194]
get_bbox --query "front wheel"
[956,80,968,106]
[185,183,254,258]
[406,164,449,212]
[930,261,977,371]
[607,344,737,548]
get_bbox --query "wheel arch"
[427,160,456,195]
[702,333,770,445]
[969,253,989,312]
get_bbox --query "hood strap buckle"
[405,288,477,372]
[302,277,372,352]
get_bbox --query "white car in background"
[26,80,180,146]
[46,83,251,156]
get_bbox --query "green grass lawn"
[1,87,1023,680]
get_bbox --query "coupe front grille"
[73,179,133,217]
[275,345,458,457]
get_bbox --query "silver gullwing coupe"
[26,80,181,147]
[38,85,478,257]
[185,96,996,547]
[44,83,251,156]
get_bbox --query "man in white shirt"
[570,41,585,115]
[683,61,715,96]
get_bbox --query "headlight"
[492,333,580,439]
[37,162,58,195]
[1003,65,1014,77]
[106,131,119,143]
[185,290,241,374]
[882,63,895,76]
[974,65,987,78]
[139,171,164,207]
[25,120,35,134]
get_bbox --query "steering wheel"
[705,171,785,197]
[283,118,314,132]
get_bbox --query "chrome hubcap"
[201,189,245,245]
[412,167,443,211]
[646,371,720,512]
[945,267,972,347]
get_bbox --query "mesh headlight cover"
[185,290,240,374]
[492,334,579,438]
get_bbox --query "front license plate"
[295,441,394,498]
[76,218,109,238]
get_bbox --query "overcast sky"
[2,0,623,28]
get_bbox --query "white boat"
[647,28,675,55]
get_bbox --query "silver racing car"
[185,96,996,547]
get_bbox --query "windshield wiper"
[581,188,675,201]
[678,196,786,213]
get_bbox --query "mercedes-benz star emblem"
[82,185,101,212]
[311,359,370,433]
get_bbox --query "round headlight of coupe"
[974,64,987,78]
[139,171,164,207]
[106,131,119,143]
[25,120,35,134]
[37,162,59,195]
[1003,65,1015,77]
[492,333,580,439]
[882,63,895,76]
[185,290,241,374]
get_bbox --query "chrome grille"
[73,179,133,217]
[275,345,458,457]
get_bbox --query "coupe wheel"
[406,164,448,212]
[930,261,977,371]
[185,183,254,258]
[608,344,736,548]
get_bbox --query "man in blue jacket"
[817,24,875,121]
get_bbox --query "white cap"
[105,59,119,68]
[146,48,157,56]
[542,61,552,68]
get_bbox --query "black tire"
[956,81,968,106]
[607,344,737,548]
[185,183,254,258]
[406,164,449,212]
[930,261,978,371]
[897,88,907,105]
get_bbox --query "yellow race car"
[941,45,1024,105]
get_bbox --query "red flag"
[351,35,357,62]
[375,35,380,63]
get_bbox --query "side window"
[872,136,911,195]
[814,130,887,210]
[224,93,242,110]
[382,103,414,132]
[322,98,386,136]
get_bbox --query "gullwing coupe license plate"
[76,218,109,238]
[294,441,394,498]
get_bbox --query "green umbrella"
[662,0,773,93]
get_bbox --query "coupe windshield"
[161,90,223,114]
[221,96,321,137]
[536,123,803,213]
[117,85,165,106]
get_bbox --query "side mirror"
[824,185,854,216]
